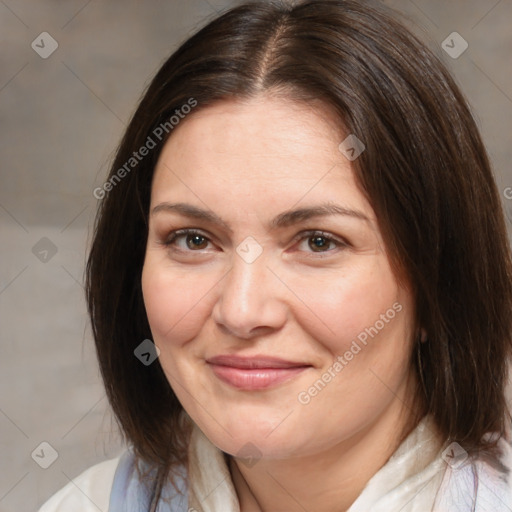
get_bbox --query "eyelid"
[290,229,349,258]
[164,227,204,242]
[162,228,215,247]
[291,229,348,246]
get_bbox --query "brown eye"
[186,234,208,250]
[295,230,348,258]
[308,235,335,252]
[163,229,213,252]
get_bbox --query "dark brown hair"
[86,0,512,502]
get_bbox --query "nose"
[211,252,288,340]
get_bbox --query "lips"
[206,355,311,390]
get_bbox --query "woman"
[40,0,512,510]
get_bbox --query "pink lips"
[206,355,311,390]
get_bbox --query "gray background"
[1,1,511,511]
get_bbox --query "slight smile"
[206,355,312,390]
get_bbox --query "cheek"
[141,262,215,346]
[285,258,402,355]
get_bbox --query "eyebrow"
[150,202,370,232]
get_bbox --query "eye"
[161,228,348,257]
[163,229,213,251]
[295,230,348,255]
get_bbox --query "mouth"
[206,355,312,390]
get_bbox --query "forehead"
[150,95,373,220]
[157,96,341,164]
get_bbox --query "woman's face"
[142,95,417,460]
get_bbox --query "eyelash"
[161,228,348,258]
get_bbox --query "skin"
[141,95,421,512]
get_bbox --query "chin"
[192,409,307,460]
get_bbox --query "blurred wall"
[0,1,511,510]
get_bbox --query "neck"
[228,388,423,512]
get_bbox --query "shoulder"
[473,435,512,510]
[38,454,123,512]
[436,435,512,511]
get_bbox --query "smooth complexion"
[141,95,420,512]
